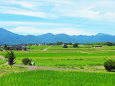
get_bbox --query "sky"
[0,0,115,35]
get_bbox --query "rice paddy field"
[0,70,115,86]
[0,45,115,86]
[0,58,6,65]
[0,45,115,70]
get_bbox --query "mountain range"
[0,28,115,45]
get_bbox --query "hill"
[0,28,115,45]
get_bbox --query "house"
[9,45,26,51]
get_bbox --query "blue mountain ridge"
[0,28,115,45]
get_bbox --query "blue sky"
[0,0,115,35]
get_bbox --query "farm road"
[0,55,100,72]
[0,55,75,71]
[0,56,5,60]
[42,46,52,51]
[0,55,77,71]
[14,65,100,72]
[14,65,76,71]
[0,56,8,65]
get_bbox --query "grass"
[0,70,115,86]
[48,45,94,50]
[0,45,115,85]
[0,65,27,77]
[0,45,115,70]
[0,45,115,71]
[26,45,48,51]
[0,58,6,65]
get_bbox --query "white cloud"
[1,21,87,35]
[51,0,115,21]
[4,0,37,9]
[0,5,58,18]
[62,9,100,19]
[0,6,47,18]
[0,0,115,23]
[45,0,71,5]
[1,0,115,36]
[1,0,115,21]
[0,21,65,26]
[4,9,47,18]
[9,27,89,35]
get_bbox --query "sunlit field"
[0,70,115,86]
[0,45,115,71]
[0,58,6,65]
[0,65,27,77]
[0,45,115,86]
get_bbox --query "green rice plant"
[0,70,115,86]
[0,58,6,65]
[1,45,115,71]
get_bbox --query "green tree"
[3,44,8,50]
[69,42,72,45]
[63,44,68,48]
[22,58,32,65]
[105,42,113,46]
[56,42,63,45]
[5,51,15,68]
[104,59,115,72]
[73,43,78,48]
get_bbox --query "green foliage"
[104,59,115,72]
[3,44,8,50]
[0,70,115,86]
[105,42,113,46]
[5,51,15,68]
[0,58,6,65]
[63,44,68,48]
[1,45,115,70]
[73,43,78,48]
[5,51,10,59]
[56,42,63,45]
[22,58,32,65]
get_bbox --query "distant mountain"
[0,28,115,45]
[95,33,111,36]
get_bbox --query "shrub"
[3,44,8,50]
[105,42,113,46]
[73,43,78,48]
[63,44,68,48]
[22,58,32,65]
[104,59,115,72]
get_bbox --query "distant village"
[0,43,53,51]
[0,42,114,51]
[0,44,27,51]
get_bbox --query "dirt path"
[14,65,102,72]
[42,46,52,51]
[0,55,76,71]
[0,55,101,72]
[0,56,5,60]
[0,56,8,65]
[14,65,77,71]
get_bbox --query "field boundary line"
[42,46,52,51]
[0,55,8,65]
[0,55,104,72]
